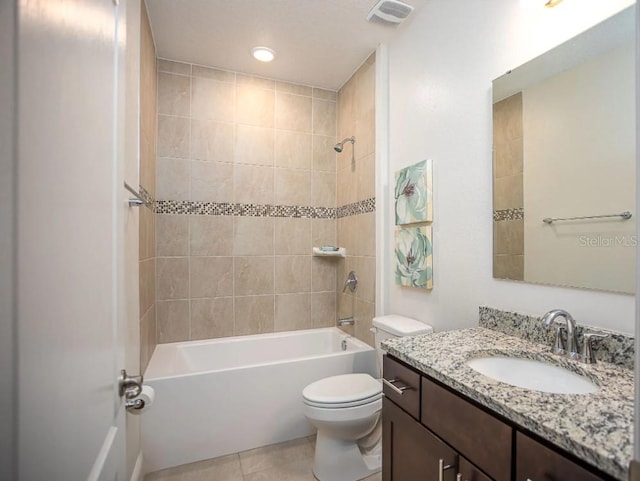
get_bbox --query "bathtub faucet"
[338,317,354,326]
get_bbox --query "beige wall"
[139,3,157,370]
[154,60,339,342]
[336,53,376,344]
[523,41,635,293]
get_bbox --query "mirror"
[492,6,636,294]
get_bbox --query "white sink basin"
[466,356,599,394]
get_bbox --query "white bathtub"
[141,327,377,473]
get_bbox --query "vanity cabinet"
[382,355,612,481]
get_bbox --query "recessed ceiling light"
[544,0,564,7]
[251,46,275,62]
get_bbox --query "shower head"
[334,136,355,153]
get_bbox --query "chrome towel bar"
[542,211,632,224]
[124,182,145,207]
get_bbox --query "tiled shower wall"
[139,4,157,371]
[336,53,376,345]
[492,92,524,281]
[154,60,339,342]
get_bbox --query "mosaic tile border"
[494,208,524,221]
[154,197,376,219]
[479,306,634,369]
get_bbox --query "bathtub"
[141,327,377,473]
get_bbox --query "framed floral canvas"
[395,226,433,289]
[395,159,433,225]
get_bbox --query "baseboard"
[130,451,143,481]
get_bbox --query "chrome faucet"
[541,309,580,360]
[342,271,358,293]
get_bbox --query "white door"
[17,0,129,479]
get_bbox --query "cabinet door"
[383,398,458,481]
[458,456,493,481]
[516,432,607,481]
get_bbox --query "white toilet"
[302,315,433,481]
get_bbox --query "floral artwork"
[395,226,433,289]
[394,160,432,225]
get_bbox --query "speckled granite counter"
[382,327,633,480]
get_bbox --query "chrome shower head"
[334,136,355,153]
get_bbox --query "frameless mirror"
[492,6,636,294]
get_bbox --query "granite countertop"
[382,327,634,480]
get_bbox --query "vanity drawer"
[382,356,421,419]
[421,377,512,481]
[515,431,607,481]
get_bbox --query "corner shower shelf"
[312,247,346,258]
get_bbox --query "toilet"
[303,315,433,481]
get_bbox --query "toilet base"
[312,431,381,481]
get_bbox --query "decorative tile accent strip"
[493,208,524,221]
[337,197,376,218]
[154,198,376,219]
[479,306,634,369]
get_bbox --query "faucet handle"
[581,332,608,364]
[552,325,567,355]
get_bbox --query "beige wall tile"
[139,258,155,314]
[233,217,274,256]
[337,291,353,322]
[156,300,190,343]
[190,216,233,256]
[158,72,190,117]
[156,214,189,257]
[493,92,522,142]
[275,130,312,170]
[357,152,375,200]
[312,219,337,247]
[274,218,311,255]
[157,158,190,200]
[337,164,357,207]
[157,115,189,158]
[337,217,356,259]
[140,131,156,195]
[356,56,375,117]
[234,295,275,336]
[357,213,376,258]
[235,256,274,296]
[234,165,274,204]
[156,257,189,300]
[494,219,524,255]
[355,257,375,303]
[312,292,336,328]
[235,125,274,166]
[355,110,375,160]
[354,299,375,346]
[311,258,336,292]
[313,99,337,136]
[313,88,337,101]
[275,169,311,206]
[191,160,233,202]
[276,92,312,133]
[191,77,235,122]
[191,297,234,339]
[140,303,156,371]
[139,204,155,260]
[274,293,311,332]
[312,135,337,172]
[158,59,190,75]
[192,65,235,82]
[236,84,275,128]
[277,81,312,97]
[237,74,275,90]
[190,257,234,298]
[312,171,336,208]
[493,254,524,281]
[338,81,355,142]
[275,256,311,294]
[494,138,523,179]
[190,120,234,163]
[493,174,523,210]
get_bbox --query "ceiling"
[145,0,427,91]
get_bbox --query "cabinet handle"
[456,474,462,481]
[438,459,455,481]
[382,378,411,396]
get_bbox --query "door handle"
[118,369,143,399]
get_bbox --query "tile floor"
[144,436,382,481]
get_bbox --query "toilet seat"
[303,373,382,408]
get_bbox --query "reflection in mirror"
[492,6,636,294]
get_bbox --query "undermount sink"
[466,356,599,394]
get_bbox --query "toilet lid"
[303,374,381,405]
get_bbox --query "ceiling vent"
[366,0,414,25]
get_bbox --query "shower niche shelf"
[312,247,346,258]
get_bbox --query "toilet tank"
[372,315,433,373]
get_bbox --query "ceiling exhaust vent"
[366,0,414,25]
